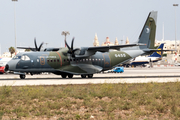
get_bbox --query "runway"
[0,67,180,86]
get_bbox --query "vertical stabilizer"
[138,11,157,49]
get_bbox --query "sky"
[0,0,179,55]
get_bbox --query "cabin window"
[54,59,56,62]
[57,59,59,62]
[51,59,53,62]
[47,59,49,62]
[13,55,21,59]
[21,55,30,61]
[67,59,69,62]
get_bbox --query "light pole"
[61,31,70,47]
[173,4,178,53]
[121,40,123,45]
[0,44,1,57]
[12,0,18,54]
[45,43,48,48]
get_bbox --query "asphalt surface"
[0,67,180,86]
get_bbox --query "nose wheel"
[20,74,26,79]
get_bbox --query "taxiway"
[0,67,180,86]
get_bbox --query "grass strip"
[0,82,180,119]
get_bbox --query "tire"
[88,74,93,78]
[81,75,86,78]
[20,74,26,79]
[61,74,67,78]
[68,74,73,78]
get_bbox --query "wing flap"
[87,43,145,52]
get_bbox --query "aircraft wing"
[17,47,36,51]
[87,43,145,52]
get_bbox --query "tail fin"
[138,11,157,49]
[149,43,164,57]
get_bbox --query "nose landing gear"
[20,74,26,79]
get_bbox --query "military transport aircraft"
[5,11,159,79]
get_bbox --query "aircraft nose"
[5,60,19,72]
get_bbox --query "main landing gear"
[61,74,94,78]
[61,74,74,78]
[81,74,93,78]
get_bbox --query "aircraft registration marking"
[115,54,126,57]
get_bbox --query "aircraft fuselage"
[7,48,142,75]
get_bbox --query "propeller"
[65,37,80,57]
[34,38,44,51]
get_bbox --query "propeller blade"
[65,40,70,50]
[34,38,38,51]
[71,37,75,50]
[38,42,44,51]
[65,37,79,57]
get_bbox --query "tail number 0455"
[115,54,126,57]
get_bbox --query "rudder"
[138,11,157,49]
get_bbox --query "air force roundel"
[146,28,150,33]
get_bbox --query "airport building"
[93,34,130,46]
[0,49,25,58]
[155,40,180,54]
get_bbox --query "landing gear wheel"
[20,74,26,79]
[61,74,67,78]
[88,74,93,78]
[81,75,86,78]
[68,74,73,78]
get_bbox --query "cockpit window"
[13,55,21,59]
[21,55,30,61]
